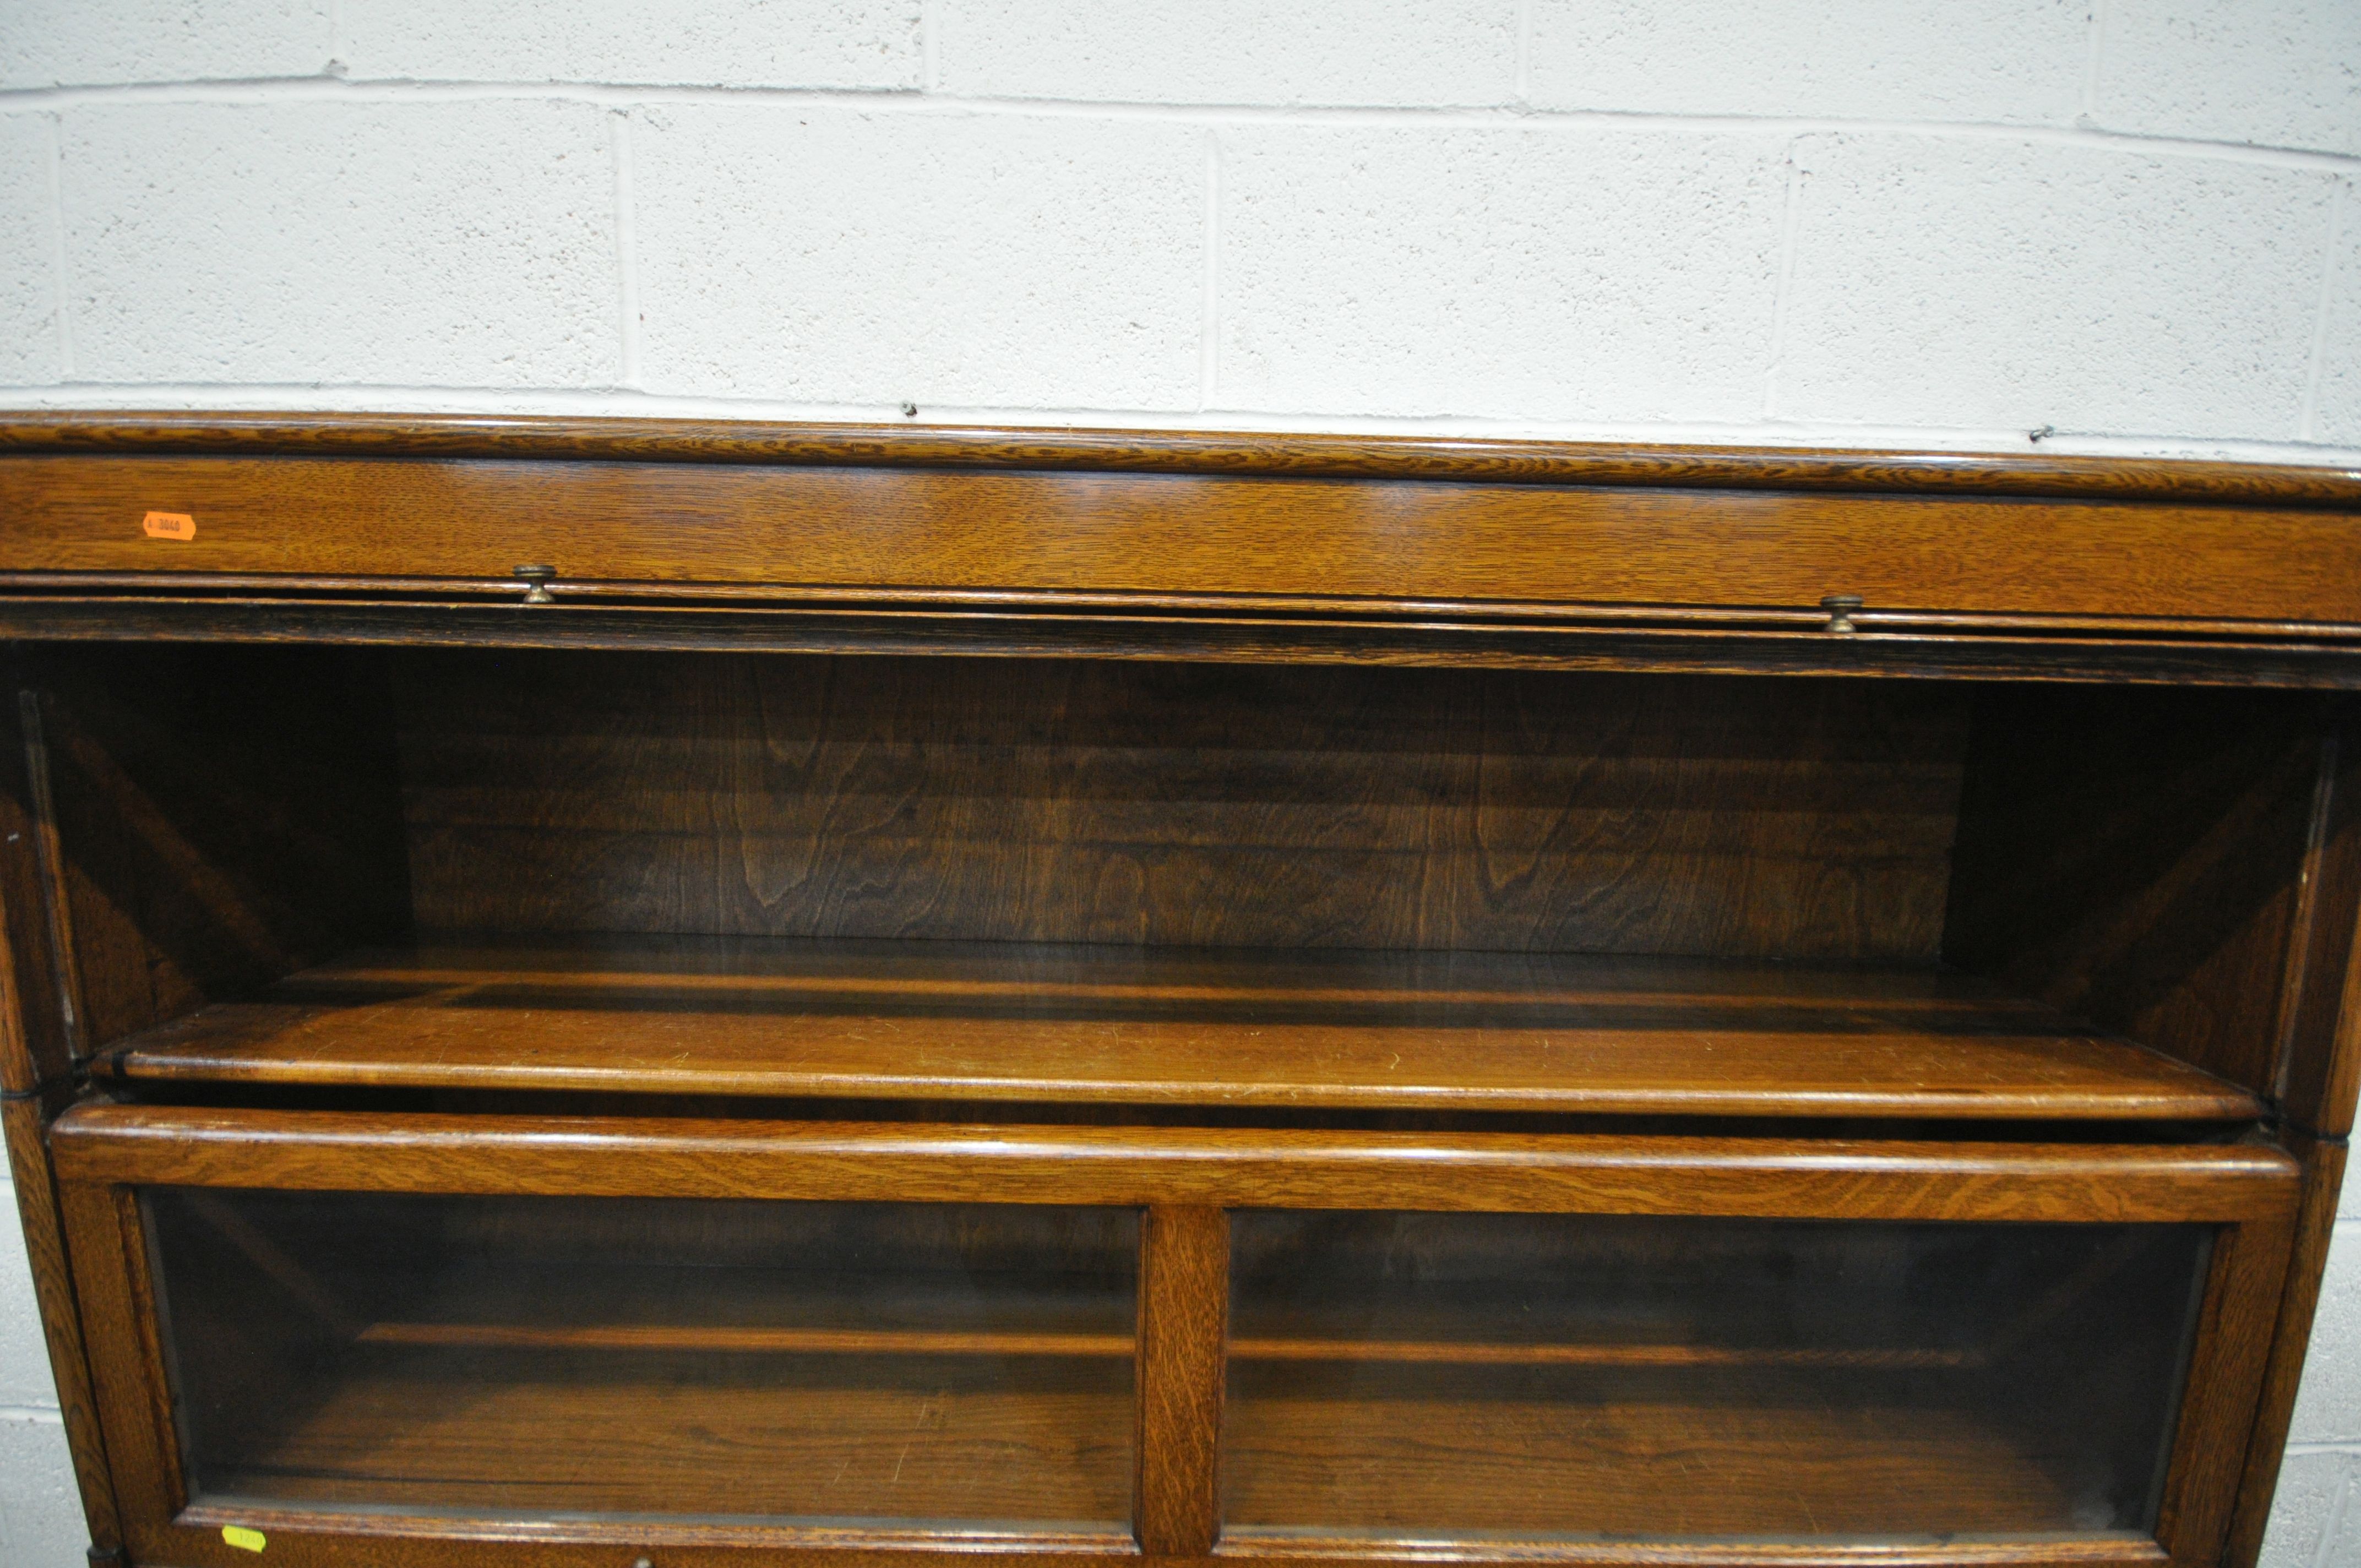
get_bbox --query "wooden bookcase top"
[0,413,2357,683]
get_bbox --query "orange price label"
[142,510,195,540]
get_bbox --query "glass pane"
[145,1191,1137,1533]
[1225,1212,2208,1546]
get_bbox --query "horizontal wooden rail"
[6,414,2361,683]
[3,412,2358,507]
[349,1320,1977,1370]
[51,1104,2298,1222]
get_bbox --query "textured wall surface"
[1,3,2359,1565]
[0,0,2354,455]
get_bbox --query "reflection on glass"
[1225,1212,2208,1545]
[145,1191,1137,1532]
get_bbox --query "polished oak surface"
[93,937,2261,1121]
[52,1105,2299,1222]
[192,1368,1132,1530]
[7,454,2361,628]
[4,412,2356,505]
[2,418,2360,696]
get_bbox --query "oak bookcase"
[1,415,2357,1568]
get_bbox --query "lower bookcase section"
[46,1108,2298,1568]
[145,1191,1140,1533]
[1222,1212,2206,1544]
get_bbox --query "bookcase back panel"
[391,651,1969,960]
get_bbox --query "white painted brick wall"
[933,1,1515,108]
[1776,134,2340,437]
[1217,125,1789,421]
[2093,0,2361,157]
[0,0,2352,459]
[632,106,1203,409]
[2316,194,2361,447]
[0,1183,54,1413]
[0,1169,79,1568]
[1526,0,2087,123]
[339,0,922,90]
[1,3,2360,1563]
[0,1,329,91]
[61,100,618,386]
[0,116,58,385]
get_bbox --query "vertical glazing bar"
[1135,1204,1227,1557]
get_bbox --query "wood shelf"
[255,1244,1990,1373]
[351,1320,1971,1371]
[183,1348,2069,1539]
[97,936,2261,1121]
[192,1357,1136,1529]
[1223,1369,2116,1539]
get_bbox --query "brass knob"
[513,564,556,605]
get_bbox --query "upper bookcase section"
[2,414,2358,684]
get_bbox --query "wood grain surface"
[393,655,1965,961]
[12,594,2361,690]
[1222,1372,2109,1540]
[0,660,77,1092]
[188,1363,1135,1529]
[2147,1211,2299,1567]
[94,937,2260,1121]
[2272,704,2361,1136]
[4,453,2361,631]
[1944,687,2325,1099]
[28,645,411,1054]
[47,1106,2299,1222]
[2,411,2357,506]
[1135,1207,1226,1556]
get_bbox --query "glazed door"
[51,1108,2297,1568]
[1225,1211,2211,1546]
[143,1189,1138,1534]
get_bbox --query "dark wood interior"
[388,652,1964,957]
[23,642,2323,1119]
[26,643,2326,1129]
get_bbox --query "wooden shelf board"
[350,1321,1971,1371]
[336,1257,1980,1370]
[191,1353,2094,1542]
[194,1354,1133,1528]
[1223,1372,2113,1539]
[99,937,2261,1121]
[203,1351,2087,1539]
